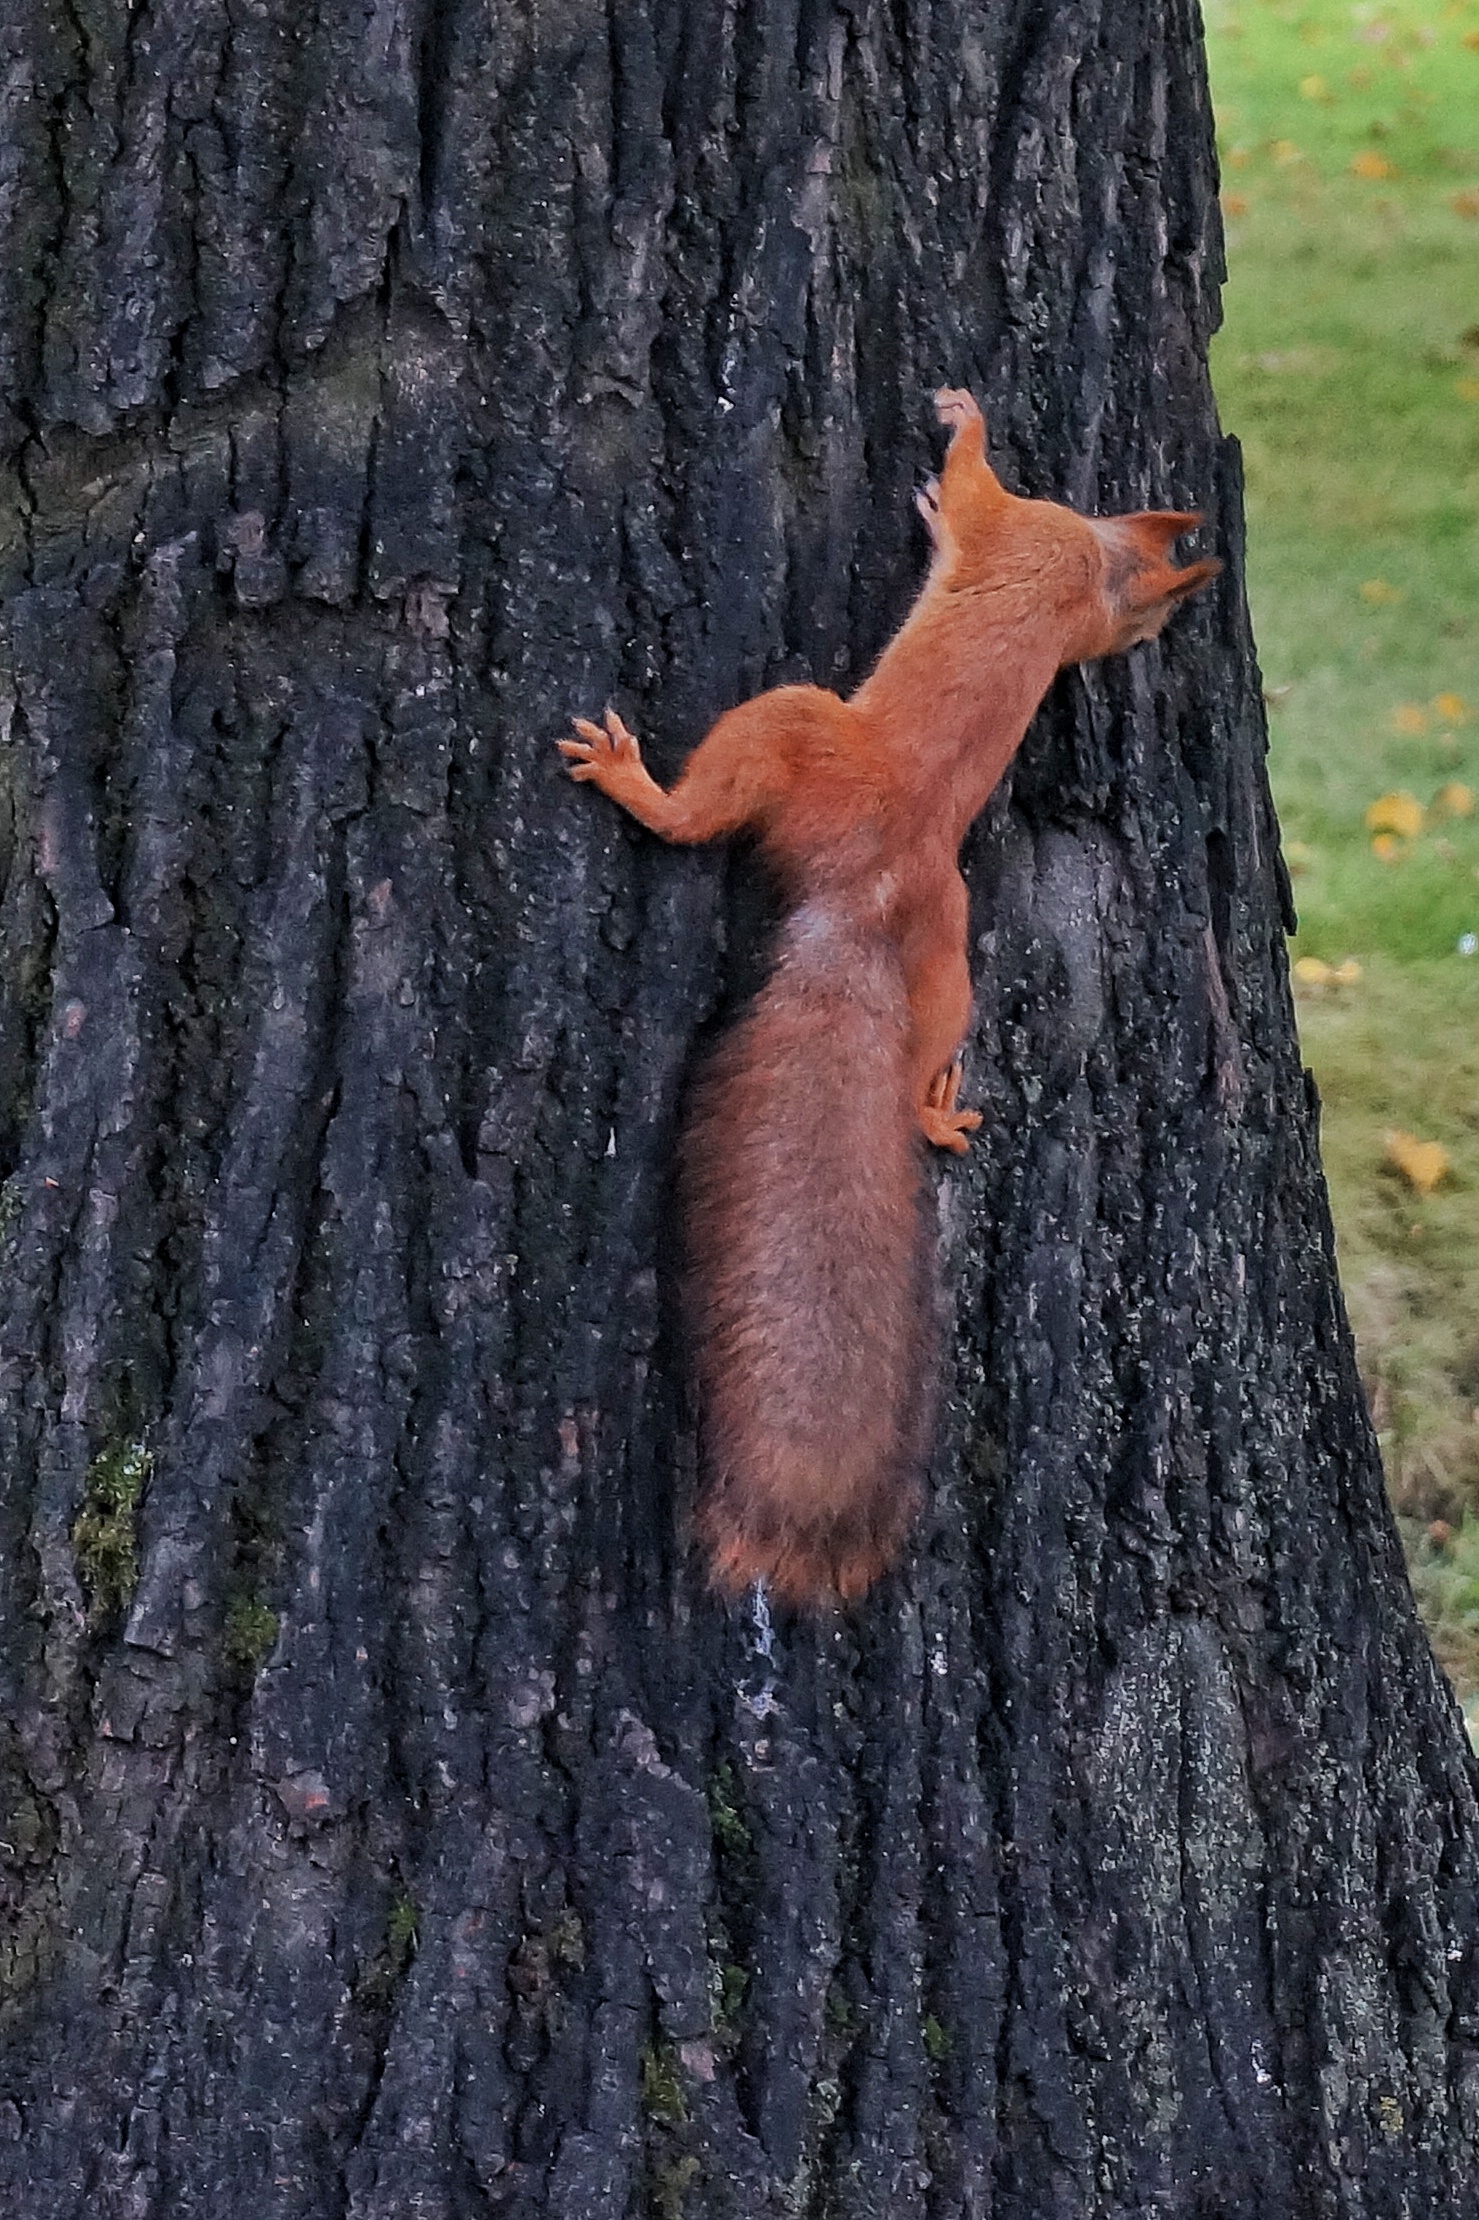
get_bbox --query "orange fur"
[560,389,1220,1607]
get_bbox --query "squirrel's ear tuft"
[1159,554,1222,603]
[1119,508,1204,555]
[1110,553,1222,647]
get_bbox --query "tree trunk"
[1,1,1477,2213]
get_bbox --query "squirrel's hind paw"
[920,1061,982,1154]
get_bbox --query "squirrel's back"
[682,902,938,1605]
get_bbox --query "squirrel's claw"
[915,477,943,543]
[601,708,639,753]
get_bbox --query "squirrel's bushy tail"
[681,905,938,1607]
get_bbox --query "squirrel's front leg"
[558,710,698,840]
[559,700,779,845]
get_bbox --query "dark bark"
[0,1,1476,2214]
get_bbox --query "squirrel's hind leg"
[899,875,981,1153]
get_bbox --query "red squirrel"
[560,390,1220,1608]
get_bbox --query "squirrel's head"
[924,389,1222,665]
[1079,509,1223,660]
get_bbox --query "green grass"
[1408,1518,1479,1712]
[1205,0,1479,1689]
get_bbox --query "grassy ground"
[1204,0,1479,1698]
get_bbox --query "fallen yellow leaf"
[1465,30,1479,51]
[1371,833,1404,861]
[1360,578,1404,604]
[1293,955,1362,990]
[1385,1130,1451,1196]
[1459,379,1479,403]
[1352,150,1397,180]
[1435,782,1477,818]
[1271,138,1304,164]
[1391,704,1429,735]
[1284,839,1315,873]
[1454,190,1479,220]
[1367,790,1425,837]
[1299,73,1332,101]
[1434,691,1471,723]
[1223,192,1250,218]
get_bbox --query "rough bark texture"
[1,1,1477,2214]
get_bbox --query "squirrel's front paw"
[558,707,645,795]
[934,387,983,438]
[919,1061,983,1155]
